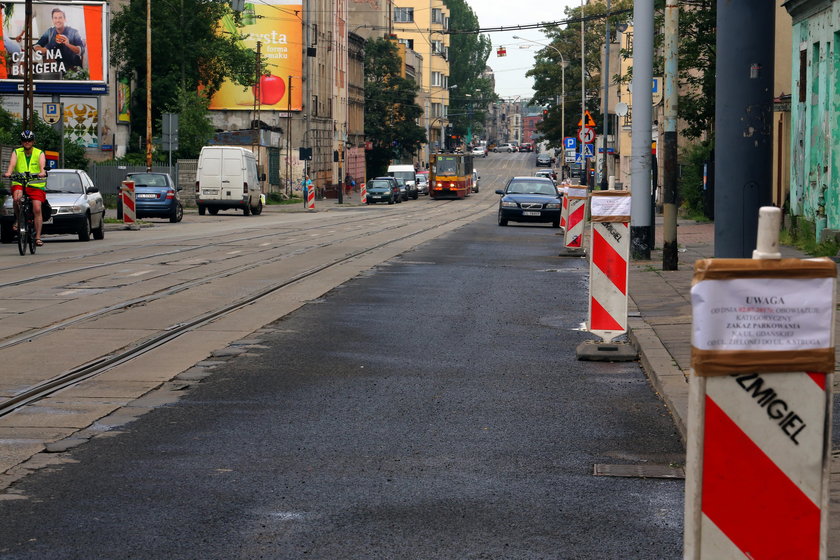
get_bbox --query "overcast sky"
[465,0,580,100]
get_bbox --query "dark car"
[519,143,533,152]
[495,176,562,228]
[366,177,401,204]
[1,169,106,242]
[536,153,553,167]
[118,172,183,222]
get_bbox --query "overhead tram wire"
[442,9,632,36]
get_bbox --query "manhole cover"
[593,463,685,479]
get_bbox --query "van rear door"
[200,149,224,200]
[222,148,246,199]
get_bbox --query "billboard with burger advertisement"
[208,0,303,111]
[0,1,107,92]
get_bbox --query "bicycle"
[9,172,38,255]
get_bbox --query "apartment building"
[392,0,450,162]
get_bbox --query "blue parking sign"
[564,137,576,150]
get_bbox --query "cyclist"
[3,130,47,246]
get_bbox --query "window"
[432,71,442,87]
[431,103,442,118]
[799,49,807,103]
[431,40,444,55]
[432,8,443,24]
[394,7,413,23]
[398,38,414,50]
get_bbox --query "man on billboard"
[34,8,85,74]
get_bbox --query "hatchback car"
[416,172,429,195]
[536,153,553,167]
[0,169,105,242]
[534,169,557,184]
[365,177,401,204]
[493,143,515,153]
[118,172,183,222]
[471,146,487,158]
[495,177,562,228]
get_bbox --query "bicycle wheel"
[27,213,36,254]
[16,210,26,256]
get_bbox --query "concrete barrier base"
[557,247,586,258]
[576,340,638,362]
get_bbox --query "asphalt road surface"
[0,153,685,558]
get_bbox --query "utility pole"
[662,0,679,270]
[22,0,33,129]
[630,0,654,259]
[579,0,586,186]
[599,0,611,191]
[714,4,774,257]
[145,0,152,171]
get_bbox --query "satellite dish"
[615,102,629,117]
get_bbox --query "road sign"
[42,102,61,125]
[583,144,594,158]
[564,137,576,150]
[578,127,596,144]
[577,111,596,128]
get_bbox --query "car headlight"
[501,201,518,208]
[545,203,560,209]
[55,205,84,214]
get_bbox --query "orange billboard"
[209,1,303,111]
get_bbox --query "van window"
[391,171,415,183]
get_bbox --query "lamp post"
[514,36,567,140]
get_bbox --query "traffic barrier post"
[558,186,587,257]
[576,191,636,361]
[360,182,367,204]
[684,207,836,559]
[120,180,138,230]
[307,182,316,211]
[560,186,569,231]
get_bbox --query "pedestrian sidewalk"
[626,218,840,557]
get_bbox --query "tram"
[429,153,474,199]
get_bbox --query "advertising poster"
[0,1,107,84]
[0,95,99,147]
[208,0,303,111]
[117,76,130,122]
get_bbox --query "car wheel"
[251,200,263,216]
[78,215,92,241]
[170,202,184,223]
[413,192,419,200]
[243,203,251,216]
[388,196,394,205]
[208,207,219,215]
[497,209,508,226]
[198,205,206,216]
[92,215,105,240]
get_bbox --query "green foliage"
[364,38,426,176]
[443,0,495,139]
[161,87,215,159]
[677,139,713,218]
[0,105,88,169]
[110,0,256,152]
[781,218,840,257]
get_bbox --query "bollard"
[684,206,836,559]
[307,183,316,211]
[576,191,637,361]
[120,180,138,230]
[560,186,569,231]
[558,186,587,257]
[360,182,367,204]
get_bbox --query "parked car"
[536,153,553,167]
[365,177,401,204]
[118,172,183,223]
[495,176,562,228]
[1,169,106,242]
[393,177,410,201]
[519,143,533,152]
[416,171,429,195]
[493,143,516,153]
[471,146,487,158]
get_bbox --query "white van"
[195,146,264,216]
[387,164,418,199]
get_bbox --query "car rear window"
[128,173,167,187]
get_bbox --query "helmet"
[20,130,35,142]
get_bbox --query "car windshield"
[45,173,83,194]
[368,181,390,189]
[506,181,557,196]
[127,173,167,187]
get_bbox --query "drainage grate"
[593,463,685,479]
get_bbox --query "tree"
[0,107,87,169]
[364,38,426,177]
[443,0,495,140]
[110,0,256,154]
[162,87,215,159]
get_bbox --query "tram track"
[0,197,499,418]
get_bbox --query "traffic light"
[542,109,548,118]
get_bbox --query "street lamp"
[514,36,568,140]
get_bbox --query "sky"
[465,0,580,100]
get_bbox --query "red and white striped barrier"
[120,180,137,229]
[360,182,367,204]
[685,208,836,559]
[562,187,588,250]
[307,182,316,211]
[559,186,569,230]
[586,191,631,342]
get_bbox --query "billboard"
[208,0,303,111]
[0,95,100,147]
[0,1,107,90]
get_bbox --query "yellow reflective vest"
[13,147,46,189]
